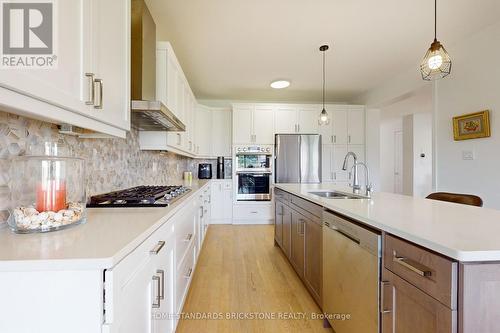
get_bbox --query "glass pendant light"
[319,45,330,125]
[420,0,452,80]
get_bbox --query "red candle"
[36,180,67,212]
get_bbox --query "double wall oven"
[235,145,273,201]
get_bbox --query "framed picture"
[453,110,491,141]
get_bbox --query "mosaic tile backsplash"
[0,111,228,222]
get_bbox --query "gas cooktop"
[87,185,191,208]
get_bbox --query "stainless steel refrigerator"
[275,134,322,183]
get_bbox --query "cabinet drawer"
[233,204,273,220]
[384,234,458,309]
[275,188,291,202]
[291,195,323,219]
[175,208,196,270]
[176,242,196,312]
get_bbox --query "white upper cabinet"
[297,106,320,134]
[253,105,275,144]
[88,0,130,131]
[233,104,275,145]
[275,106,297,134]
[233,105,254,144]
[0,0,130,137]
[348,106,365,145]
[195,105,212,157]
[332,107,348,144]
[211,109,232,157]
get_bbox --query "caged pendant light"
[420,0,452,80]
[319,45,330,125]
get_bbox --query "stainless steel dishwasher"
[323,210,381,333]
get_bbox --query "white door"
[332,145,349,182]
[275,106,297,134]
[166,55,179,115]
[195,106,212,156]
[394,131,403,194]
[89,0,130,130]
[348,106,365,145]
[0,0,90,116]
[109,260,156,333]
[332,109,348,144]
[298,106,320,134]
[211,109,232,157]
[253,106,275,144]
[233,106,253,144]
[322,145,334,183]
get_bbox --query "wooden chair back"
[426,192,483,207]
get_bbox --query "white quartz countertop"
[0,180,210,271]
[275,183,500,262]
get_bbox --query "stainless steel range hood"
[130,0,185,132]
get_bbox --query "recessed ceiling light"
[270,80,290,89]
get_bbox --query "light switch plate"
[462,150,474,160]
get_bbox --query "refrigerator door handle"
[298,135,302,183]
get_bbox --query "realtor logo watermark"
[1,0,57,68]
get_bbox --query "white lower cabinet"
[211,180,233,224]
[103,184,210,333]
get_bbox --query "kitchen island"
[274,183,500,333]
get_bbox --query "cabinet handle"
[393,254,433,277]
[94,79,103,109]
[184,267,193,279]
[333,172,336,180]
[150,240,166,255]
[85,73,95,105]
[380,281,392,314]
[184,233,193,242]
[157,270,165,300]
[177,133,181,146]
[330,135,334,143]
[152,275,161,308]
[348,135,351,143]
[297,124,300,132]
[334,135,337,143]
[189,141,192,151]
[200,206,204,218]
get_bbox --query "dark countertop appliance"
[198,163,212,179]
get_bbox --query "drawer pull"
[184,233,193,242]
[380,281,392,314]
[152,275,161,308]
[393,255,432,277]
[157,270,165,300]
[150,241,166,255]
[184,268,193,279]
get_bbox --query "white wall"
[435,21,500,209]
[358,20,500,208]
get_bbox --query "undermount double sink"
[308,191,366,199]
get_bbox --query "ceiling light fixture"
[319,44,330,126]
[420,0,452,80]
[270,80,290,89]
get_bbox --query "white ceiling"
[145,0,500,103]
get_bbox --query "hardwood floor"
[176,225,331,333]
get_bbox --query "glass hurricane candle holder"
[8,141,86,233]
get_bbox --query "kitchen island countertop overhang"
[275,183,500,262]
